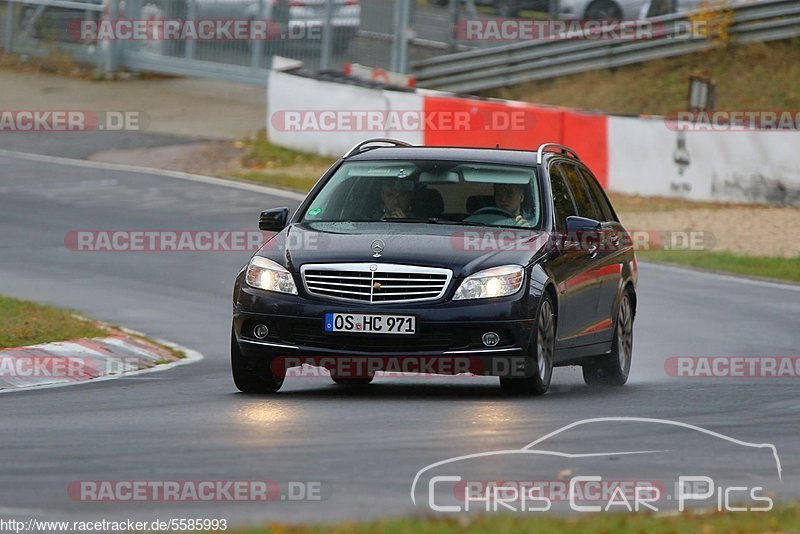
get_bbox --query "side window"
[561,163,602,221]
[578,167,617,222]
[548,164,577,231]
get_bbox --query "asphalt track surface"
[1,140,799,525]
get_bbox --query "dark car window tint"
[548,164,577,231]
[561,163,602,221]
[578,167,616,222]
[580,169,617,221]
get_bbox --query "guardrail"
[411,0,800,93]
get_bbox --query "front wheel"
[500,294,555,396]
[583,292,633,386]
[231,328,284,393]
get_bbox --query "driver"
[381,178,415,219]
[493,183,532,227]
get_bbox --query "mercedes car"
[231,139,637,395]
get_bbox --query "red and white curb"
[0,328,202,393]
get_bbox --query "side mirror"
[259,207,290,231]
[564,216,602,254]
[565,215,601,233]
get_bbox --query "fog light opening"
[253,324,269,340]
[482,331,500,347]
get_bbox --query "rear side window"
[548,164,577,231]
[560,163,602,222]
[578,168,617,222]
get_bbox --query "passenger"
[381,178,415,219]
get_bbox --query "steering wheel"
[469,206,517,219]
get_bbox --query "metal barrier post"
[104,0,120,74]
[391,0,412,73]
[391,0,411,72]
[549,0,559,19]
[398,0,412,73]
[251,0,264,68]
[319,0,334,70]
[448,0,458,52]
[5,0,16,52]
[186,0,196,59]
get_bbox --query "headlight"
[245,256,298,295]
[453,265,524,301]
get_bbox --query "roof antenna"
[496,143,500,149]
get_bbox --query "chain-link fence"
[0,0,474,84]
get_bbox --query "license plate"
[324,313,416,335]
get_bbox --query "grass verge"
[486,38,800,116]
[638,250,800,284]
[0,294,107,349]
[230,132,336,192]
[236,504,800,533]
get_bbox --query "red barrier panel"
[422,95,609,188]
[561,111,609,187]
[422,96,564,150]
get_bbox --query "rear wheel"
[500,294,555,396]
[582,292,633,386]
[231,328,284,393]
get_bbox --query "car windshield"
[301,160,542,229]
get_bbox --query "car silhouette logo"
[371,239,385,258]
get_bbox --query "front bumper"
[233,283,540,377]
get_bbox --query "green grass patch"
[228,132,336,192]
[638,250,800,284]
[235,504,800,533]
[240,131,335,169]
[229,171,320,193]
[0,295,107,349]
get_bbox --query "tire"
[500,293,555,396]
[331,375,374,386]
[582,292,633,386]
[230,328,284,393]
[495,0,520,17]
[584,0,623,20]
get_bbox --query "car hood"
[258,222,548,278]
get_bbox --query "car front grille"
[300,263,452,304]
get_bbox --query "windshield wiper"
[380,217,441,224]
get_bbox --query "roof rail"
[343,138,413,159]
[536,143,580,164]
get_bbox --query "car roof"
[343,146,545,166]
